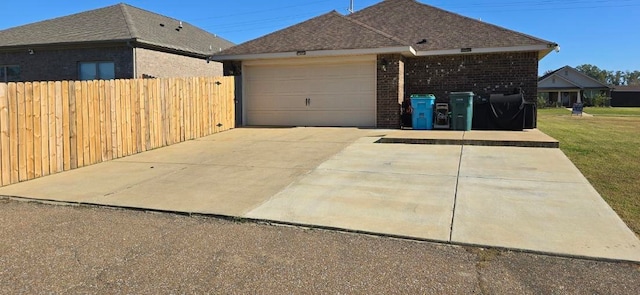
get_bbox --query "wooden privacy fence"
[0,76,235,187]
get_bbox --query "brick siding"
[135,48,222,78]
[375,51,539,128]
[0,46,134,82]
[403,52,539,103]
[0,45,223,82]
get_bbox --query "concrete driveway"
[1,127,638,262]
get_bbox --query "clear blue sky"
[1,0,638,75]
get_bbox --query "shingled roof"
[0,3,234,57]
[219,11,407,56]
[350,0,551,51]
[215,0,555,59]
[538,66,611,89]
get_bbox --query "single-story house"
[0,3,234,82]
[538,65,611,107]
[611,85,640,107]
[212,0,558,128]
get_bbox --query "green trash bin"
[450,92,474,131]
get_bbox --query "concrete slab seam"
[109,160,314,171]
[240,167,318,215]
[240,139,363,215]
[449,145,464,242]
[100,166,190,198]
[317,167,459,178]
[457,175,588,185]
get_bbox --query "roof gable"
[219,11,406,56]
[215,0,555,59]
[0,3,234,56]
[538,74,580,89]
[123,4,233,55]
[349,0,551,51]
[538,66,610,89]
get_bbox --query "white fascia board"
[415,44,555,59]
[211,46,416,61]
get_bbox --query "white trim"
[212,46,415,61]
[537,89,584,93]
[243,55,376,66]
[415,44,553,57]
[213,44,555,61]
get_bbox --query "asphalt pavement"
[1,199,638,294]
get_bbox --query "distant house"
[213,0,557,128]
[538,66,611,107]
[0,3,233,82]
[611,86,640,107]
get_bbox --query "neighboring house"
[0,3,233,82]
[212,0,558,128]
[611,86,640,107]
[538,66,611,107]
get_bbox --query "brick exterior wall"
[373,51,539,128]
[222,61,243,76]
[403,52,539,103]
[134,48,222,78]
[0,46,134,82]
[376,54,405,128]
[223,52,538,129]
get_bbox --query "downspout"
[127,40,137,78]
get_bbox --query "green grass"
[583,107,640,117]
[537,108,640,235]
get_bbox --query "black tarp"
[472,91,528,131]
[487,93,525,131]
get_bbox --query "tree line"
[574,64,640,86]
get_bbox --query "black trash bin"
[472,95,491,130]
[523,101,537,129]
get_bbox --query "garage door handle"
[305,98,311,106]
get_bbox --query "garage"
[242,56,376,127]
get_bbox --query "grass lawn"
[583,107,640,117]
[537,108,640,236]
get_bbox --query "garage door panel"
[306,94,375,110]
[244,59,375,127]
[247,94,307,110]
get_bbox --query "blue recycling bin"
[410,94,436,130]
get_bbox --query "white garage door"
[243,57,376,127]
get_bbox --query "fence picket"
[62,81,71,171]
[25,83,35,179]
[8,83,19,183]
[0,76,234,187]
[47,82,57,173]
[0,83,10,185]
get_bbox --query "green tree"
[575,64,608,83]
[625,70,640,85]
[575,64,640,86]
